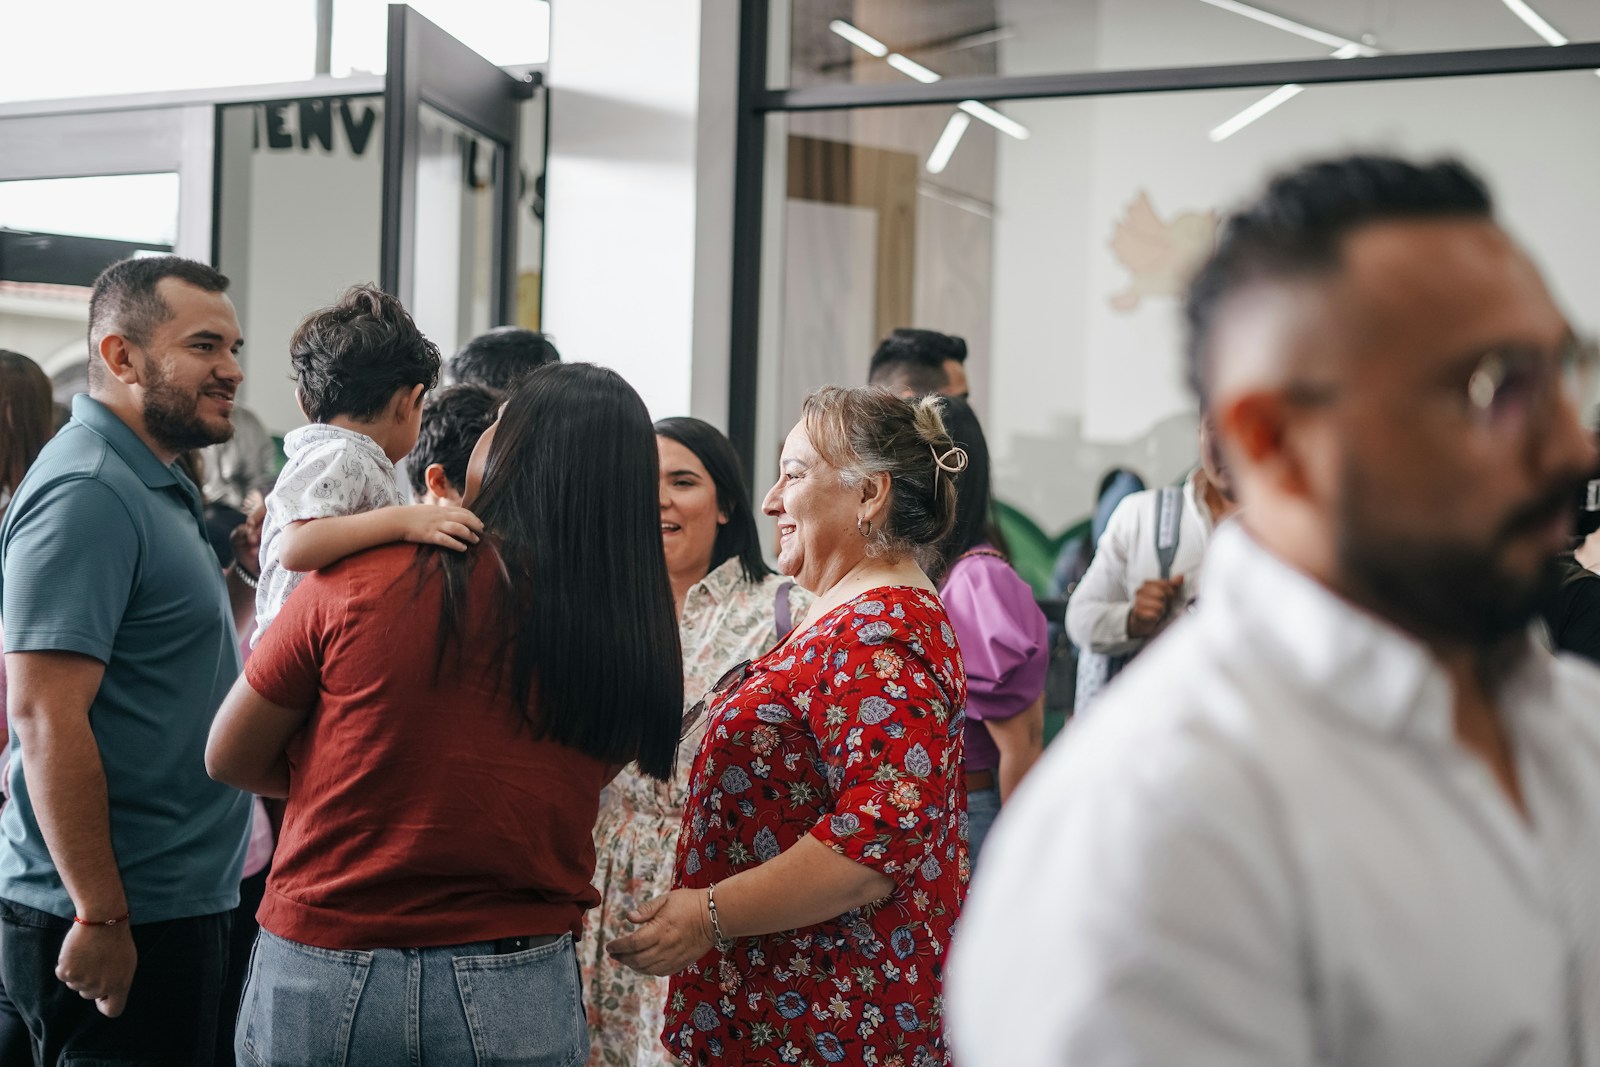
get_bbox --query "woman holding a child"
[207,363,683,1065]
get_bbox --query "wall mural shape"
[1108,190,1217,313]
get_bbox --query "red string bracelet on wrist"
[72,912,129,927]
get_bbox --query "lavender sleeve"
[941,555,1049,722]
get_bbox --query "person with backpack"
[1066,420,1235,712]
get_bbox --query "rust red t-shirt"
[245,543,613,950]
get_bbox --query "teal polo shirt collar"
[70,395,206,531]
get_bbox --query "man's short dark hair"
[1184,154,1493,405]
[448,327,560,392]
[867,328,968,394]
[290,285,442,422]
[86,256,230,386]
[408,383,501,497]
[868,328,967,387]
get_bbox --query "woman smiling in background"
[582,417,807,1067]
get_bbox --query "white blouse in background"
[951,523,1600,1067]
[1066,468,1220,657]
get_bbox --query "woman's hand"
[606,889,715,976]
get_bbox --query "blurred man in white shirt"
[951,154,1600,1066]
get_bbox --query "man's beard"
[142,356,234,453]
[1337,469,1579,648]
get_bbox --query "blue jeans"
[966,783,1002,869]
[236,929,589,1066]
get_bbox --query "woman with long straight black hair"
[207,363,682,1065]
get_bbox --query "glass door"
[381,3,537,352]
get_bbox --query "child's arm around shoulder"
[277,504,484,572]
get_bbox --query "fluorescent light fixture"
[1209,83,1304,141]
[828,19,889,58]
[1208,41,1368,142]
[926,112,972,173]
[1196,0,1378,55]
[886,53,942,83]
[1501,0,1568,45]
[957,99,1030,140]
[1498,0,1600,77]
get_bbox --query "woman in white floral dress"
[582,417,808,1067]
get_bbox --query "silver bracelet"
[231,560,259,589]
[706,882,734,951]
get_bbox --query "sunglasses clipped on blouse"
[680,658,754,739]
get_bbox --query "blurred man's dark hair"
[448,327,561,392]
[1184,154,1492,408]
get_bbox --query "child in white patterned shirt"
[252,285,483,642]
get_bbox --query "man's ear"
[1220,389,1320,499]
[98,334,140,387]
[423,463,462,506]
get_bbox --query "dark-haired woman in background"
[936,398,1046,866]
[582,416,808,1067]
[0,351,54,1066]
[207,363,683,1064]
[0,351,54,524]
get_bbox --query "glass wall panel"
[411,102,500,355]
[0,174,179,400]
[779,0,1600,89]
[755,70,1600,592]
[516,92,547,330]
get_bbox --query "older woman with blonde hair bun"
[610,386,970,1067]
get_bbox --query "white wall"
[0,297,84,383]
[543,0,739,424]
[217,97,384,435]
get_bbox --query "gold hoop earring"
[857,516,873,538]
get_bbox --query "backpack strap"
[773,580,796,642]
[1154,486,1182,580]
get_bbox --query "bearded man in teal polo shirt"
[0,256,252,1063]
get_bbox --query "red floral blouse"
[665,586,968,1067]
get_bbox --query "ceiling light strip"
[925,112,972,173]
[1195,0,1378,55]
[886,53,942,83]
[1208,83,1304,141]
[828,20,889,58]
[1208,40,1372,143]
[1500,0,1568,46]
[958,99,1030,140]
